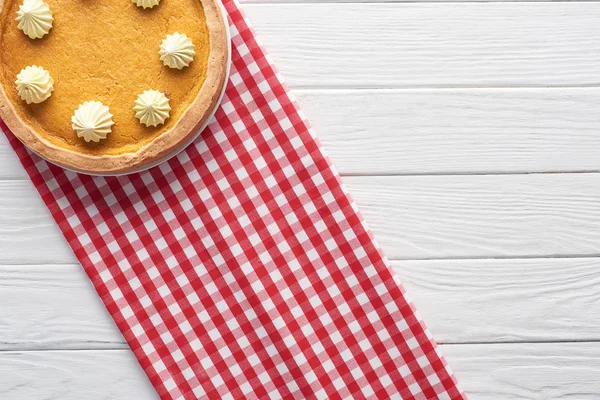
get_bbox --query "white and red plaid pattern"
[2,1,464,398]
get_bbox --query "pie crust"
[0,0,229,174]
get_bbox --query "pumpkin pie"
[0,0,229,174]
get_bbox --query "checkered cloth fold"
[2,0,464,398]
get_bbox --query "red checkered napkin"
[3,0,464,398]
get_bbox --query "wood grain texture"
[2,2,599,396]
[0,265,123,350]
[296,89,600,175]
[442,342,600,400]
[4,174,600,263]
[346,174,600,259]
[0,259,598,351]
[395,258,600,343]
[0,181,72,264]
[5,88,600,178]
[0,133,23,180]
[0,350,157,400]
[242,3,600,87]
[1,343,599,399]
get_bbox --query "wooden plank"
[4,88,600,178]
[0,350,157,400]
[4,174,600,263]
[0,133,25,180]
[394,258,600,343]
[0,258,599,350]
[0,181,72,264]
[1,343,599,399]
[442,342,600,400]
[346,174,600,259]
[242,3,600,87]
[0,265,124,350]
[296,89,600,175]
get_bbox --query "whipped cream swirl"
[134,90,171,127]
[72,101,115,143]
[132,0,160,9]
[15,65,54,104]
[16,0,53,39]
[159,33,196,70]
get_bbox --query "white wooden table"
[2,1,600,398]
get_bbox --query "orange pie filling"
[0,0,211,156]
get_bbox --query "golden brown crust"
[0,0,229,174]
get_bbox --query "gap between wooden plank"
[3,340,600,353]
[441,339,600,346]
[5,254,600,266]
[390,254,600,261]
[3,255,600,267]
[242,0,600,4]
[290,83,600,90]
[0,347,128,353]
[6,170,600,183]
[1,339,600,353]
[342,170,600,177]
